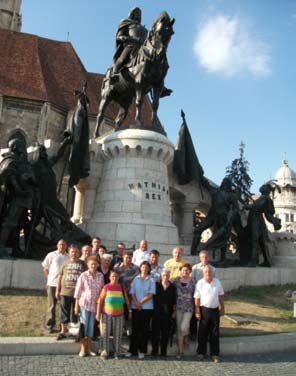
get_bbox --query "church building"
[0,1,210,252]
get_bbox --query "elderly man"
[190,250,216,338]
[132,240,149,266]
[191,250,216,283]
[194,265,224,363]
[163,246,187,281]
[42,239,69,332]
[80,245,92,262]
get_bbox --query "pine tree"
[226,141,253,203]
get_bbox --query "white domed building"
[273,160,296,233]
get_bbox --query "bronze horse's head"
[149,11,175,50]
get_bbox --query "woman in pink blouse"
[74,256,104,357]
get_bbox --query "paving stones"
[0,353,296,376]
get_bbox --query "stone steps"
[272,255,296,267]
[1,333,296,356]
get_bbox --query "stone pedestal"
[85,128,179,252]
[271,232,296,267]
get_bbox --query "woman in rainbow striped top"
[96,270,131,359]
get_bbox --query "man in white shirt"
[191,250,216,338]
[194,265,224,363]
[42,239,68,332]
[132,239,149,266]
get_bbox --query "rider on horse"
[112,7,147,75]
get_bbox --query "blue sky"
[21,0,296,192]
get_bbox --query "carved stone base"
[115,123,167,136]
[85,128,179,252]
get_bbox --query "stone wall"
[1,259,295,292]
[0,97,42,147]
[0,259,46,290]
[0,97,68,148]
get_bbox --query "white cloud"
[193,14,271,77]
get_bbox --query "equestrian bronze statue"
[94,9,174,138]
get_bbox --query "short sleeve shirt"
[191,263,216,283]
[150,264,163,283]
[174,277,195,312]
[74,271,104,312]
[194,277,224,309]
[130,275,156,310]
[115,263,139,292]
[60,259,87,296]
[163,258,186,281]
[42,250,69,287]
[132,249,150,266]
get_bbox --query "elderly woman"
[128,260,156,359]
[97,253,113,285]
[74,256,104,357]
[174,263,195,359]
[151,268,176,357]
[96,270,131,359]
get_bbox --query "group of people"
[42,238,225,362]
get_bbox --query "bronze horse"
[94,12,175,138]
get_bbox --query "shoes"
[138,352,145,359]
[126,329,131,336]
[176,353,183,360]
[47,326,54,334]
[196,354,205,361]
[56,333,66,341]
[100,350,108,360]
[124,352,132,358]
[87,351,97,357]
[78,351,86,357]
[114,354,122,360]
[212,355,221,363]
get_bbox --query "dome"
[275,160,296,187]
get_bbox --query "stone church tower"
[0,0,22,31]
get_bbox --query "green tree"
[226,141,253,203]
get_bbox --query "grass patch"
[0,289,49,337]
[0,285,296,337]
[221,284,296,337]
